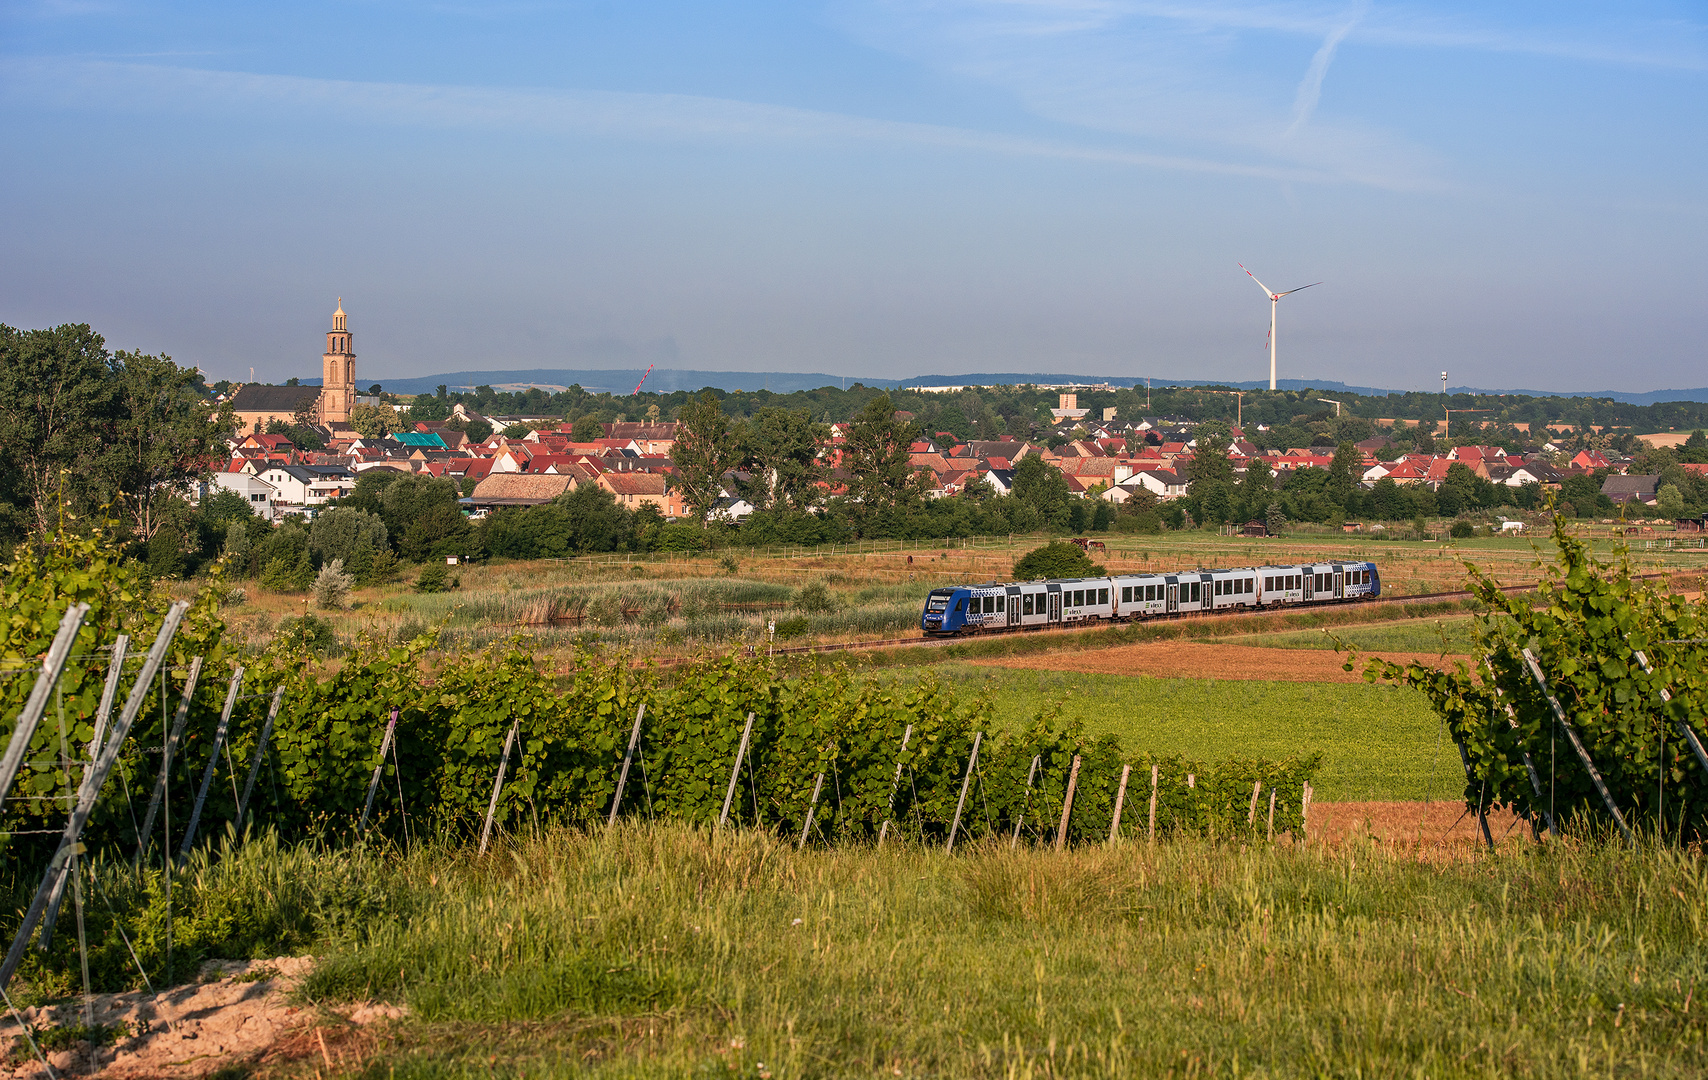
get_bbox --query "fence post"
[877,724,914,848]
[136,656,204,862]
[1452,736,1496,850]
[236,686,286,826]
[797,771,826,851]
[1011,754,1041,849]
[1109,764,1131,845]
[1522,648,1635,842]
[1246,780,1262,825]
[89,634,129,758]
[178,666,244,861]
[360,707,399,834]
[1054,754,1082,851]
[946,732,982,854]
[1485,657,1559,838]
[607,703,647,828]
[1147,764,1158,843]
[0,601,187,993]
[0,603,90,810]
[1267,788,1277,841]
[717,712,757,832]
[479,720,520,856]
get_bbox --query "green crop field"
[924,666,1448,802]
[1208,615,1480,655]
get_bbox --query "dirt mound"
[978,640,1466,682]
[1,957,401,1078]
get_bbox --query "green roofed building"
[394,431,448,449]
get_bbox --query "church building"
[229,300,359,434]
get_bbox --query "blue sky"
[2,1,1703,392]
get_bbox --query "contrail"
[1287,0,1370,136]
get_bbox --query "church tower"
[321,299,356,424]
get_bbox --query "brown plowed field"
[979,640,1469,682]
[1309,800,1528,846]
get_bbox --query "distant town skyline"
[2,1,1703,393]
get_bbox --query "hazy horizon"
[3,2,1702,393]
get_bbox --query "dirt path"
[975,640,1468,682]
[0,957,401,1079]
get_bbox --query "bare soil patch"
[1,957,401,1079]
[977,640,1468,682]
[1310,800,1528,847]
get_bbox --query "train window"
[1191,582,1201,601]
[1246,579,1253,593]
[1099,588,1108,604]
[955,599,964,612]
[1023,594,1032,615]
[1121,587,1130,603]
[981,596,992,613]
[996,595,1006,612]
[1074,589,1085,606]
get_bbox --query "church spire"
[332,298,346,332]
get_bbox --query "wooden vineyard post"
[179,666,244,861]
[1267,788,1277,841]
[136,656,204,861]
[89,634,128,758]
[798,772,826,851]
[0,603,90,809]
[1485,655,1558,838]
[607,704,648,829]
[479,720,520,856]
[1302,782,1313,840]
[1054,754,1082,851]
[877,724,914,848]
[946,732,982,854]
[1522,648,1635,842]
[0,601,188,993]
[1109,764,1132,845]
[1011,754,1041,849]
[1147,764,1158,843]
[360,708,399,834]
[236,687,286,826]
[1246,780,1262,825]
[717,712,757,833]
[1452,736,1496,850]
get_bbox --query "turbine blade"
[1238,263,1274,297]
[1276,282,1322,297]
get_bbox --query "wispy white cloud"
[1286,0,1367,136]
[0,58,1430,187]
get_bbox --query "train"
[919,560,1380,635]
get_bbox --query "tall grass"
[287,824,1707,1078]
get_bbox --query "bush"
[275,614,342,657]
[1449,520,1474,539]
[655,522,711,552]
[773,615,811,639]
[793,580,835,613]
[259,556,297,592]
[1012,541,1100,581]
[313,558,355,610]
[414,564,456,593]
[718,553,739,575]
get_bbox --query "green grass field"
[919,666,1449,802]
[1209,615,1480,655]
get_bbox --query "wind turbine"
[1239,265,1321,391]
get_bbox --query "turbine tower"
[1239,264,1321,391]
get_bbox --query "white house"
[205,472,277,520]
[1122,469,1189,501]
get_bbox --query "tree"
[1011,454,1072,528]
[572,416,604,442]
[1658,483,1686,519]
[484,485,635,557]
[1327,441,1360,510]
[1236,458,1274,522]
[738,407,829,512]
[309,506,389,564]
[841,394,924,515]
[670,393,740,525]
[349,402,396,439]
[399,502,478,562]
[1012,541,1100,580]
[0,324,229,543]
[1185,422,1236,526]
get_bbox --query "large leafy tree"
[738,406,828,512]
[840,394,923,515]
[1011,454,1072,528]
[1185,422,1235,526]
[670,392,739,524]
[0,324,228,543]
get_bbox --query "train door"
[1008,591,1021,627]
[1303,572,1315,600]
[1165,584,1178,613]
[1333,571,1344,598]
[1048,590,1062,623]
